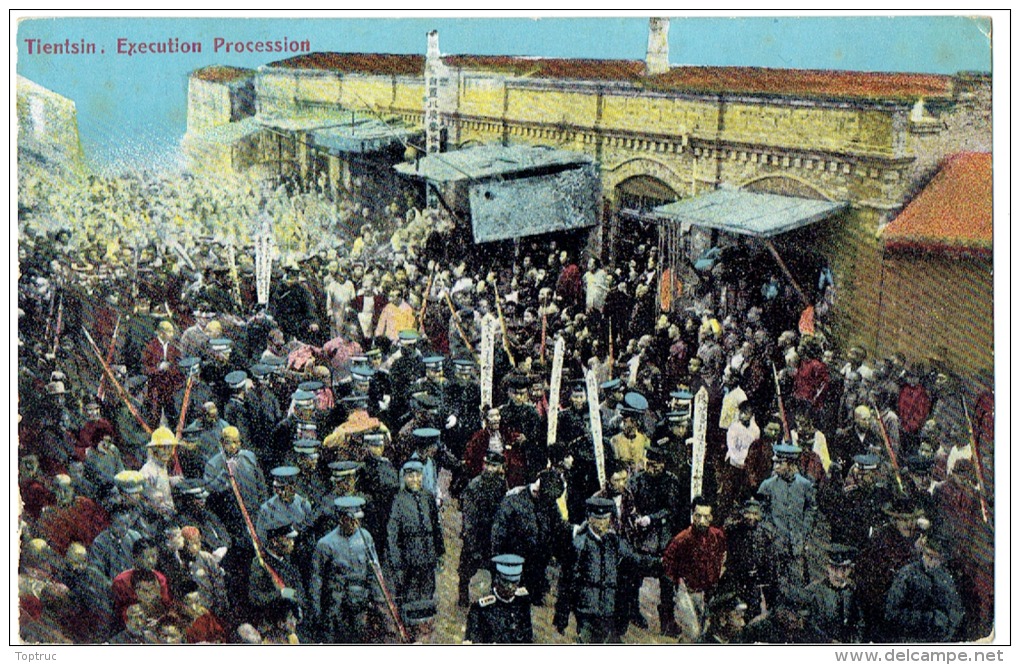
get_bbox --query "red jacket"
[111,568,172,625]
[463,427,527,488]
[793,358,830,407]
[663,525,727,592]
[141,337,184,411]
[898,384,931,434]
[37,497,109,555]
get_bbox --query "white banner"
[480,316,495,409]
[254,215,274,306]
[691,386,709,502]
[585,369,606,489]
[546,336,565,445]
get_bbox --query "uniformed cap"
[176,479,209,499]
[179,357,201,373]
[852,453,880,470]
[423,355,444,368]
[742,497,764,513]
[413,428,440,444]
[350,366,375,380]
[645,446,667,463]
[905,454,935,474]
[250,363,272,378]
[586,497,616,518]
[619,407,643,419]
[295,422,318,439]
[670,390,694,401]
[569,380,587,396]
[364,348,382,358]
[397,330,420,343]
[600,378,623,391]
[401,460,425,474]
[622,392,649,411]
[266,524,298,540]
[209,337,232,351]
[114,470,145,494]
[293,438,321,456]
[148,426,177,447]
[826,543,858,567]
[483,450,505,466]
[666,411,688,423]
[362,432,386,447]
[772,443,802,460]
[349,354,370,366]
[508,374,532,391]
[264,356,286,369]
[271,466,300,485]
[491,553,525,582]
[334,495,366,518]
[340,394,369,409]
[298,380,324,393]
[328,460,361,479]
[453,358,475,371]
[411,393,439,410]
[291,389,316,405]
[225,370,248,388]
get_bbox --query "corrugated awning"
[653,188,848,238]
[255,111,357,132]
[192,117,263,145]
[311,120,421,155]
[882,152,992,256]
[394,143,594,183]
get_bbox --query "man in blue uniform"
[255,466,314,542]
[310,496,389,643]
[463,553,534,644]
[757,443,818,601]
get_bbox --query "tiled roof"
[883,152,992,255]
[266,52,954,101]
[191,65,255,83]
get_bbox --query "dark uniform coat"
[884,559,964,642]
[386,487,444,604]
[464,588,534,644]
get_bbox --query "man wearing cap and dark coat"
[464,554,534,644]
[557,380,609,523]
[827,454,894,546]
[359,432,400,556]
[458,450,509,607]
[499,374,545,481]
[884,535,963,642]
[720,497,777,610]
[563,497,661,643]
[255,467,314,543]
[179,401,230,478]
[805,544,864,643]
[493,469,570,611]
[629,446,685,636]
[223,370,256,444]
[388,330,426,425]
[757,444,818,600]
[312,496,390,643]
[270,268,319,342]
[387,460,444,637]
[249,523,308,636]
[173,480,232,554]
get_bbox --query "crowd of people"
[17,160,995,644]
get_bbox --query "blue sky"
[15,15,993,173]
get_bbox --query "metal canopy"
[393,143,595,183]
[311,118,421,155]
[653,188,848,238]
[254,110,359,132]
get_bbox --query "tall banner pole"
[690,386,709,502]
[480,317,495,409]
[546,336,565,445]
[585,369,606,489]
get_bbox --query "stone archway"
[736,173,837,201]
[603,156,688,203]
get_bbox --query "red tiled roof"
[883,152,992,255]
[646,65,954,101]
[192,65,255,83]
[267,52,952,100]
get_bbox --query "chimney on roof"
[427,30,440,62]
[645,17,670,76]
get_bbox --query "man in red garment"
[463,407,526,487]
[110,537,173,627]
[141,320,184,425]
[663,496,727,641]
[76,401,118,461]
[37,474,110,555]
[897,365,931,450]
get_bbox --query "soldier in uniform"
[557,380,605,523]
[311,495,390,643]
[457,450,508,607]
[172,480,231,555]
[804,544,864,643]
[358,431,400,560]
[387,460,444,639]
[628,445,685,636]
[179,401,230,479]
[222,370,254,443]
[270,390,321,473]
[884,534,963,642]
[757,443,818,601]
[255,466,314,543]
[563,497,661,643]
[499,374,545,482]
[248,524,308,640]
[387,330,426,429]
[827,453,894,546]
[463,554,534,644]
